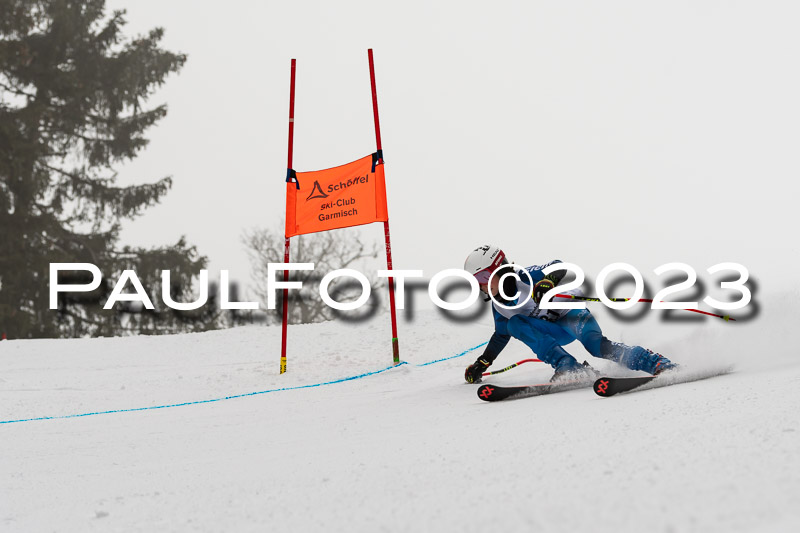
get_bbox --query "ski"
[477,378,592,402]
[593,365,733,397]
[593,376,654,396]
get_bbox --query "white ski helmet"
[464,245,507,284]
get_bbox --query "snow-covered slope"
[2,303,799,532]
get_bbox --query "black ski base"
[593,366,732,397]
[480,367,732,401]
[477,379,590,402]
[593,376,655,397]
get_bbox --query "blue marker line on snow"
[0,342,487,425]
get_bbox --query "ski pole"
[482,358,542,377]
[554,294,735,321]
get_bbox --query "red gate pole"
[280,58,297,374]
[368,49,400,364]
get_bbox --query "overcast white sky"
[106,0,799,304]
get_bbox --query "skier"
[463,245,677,384]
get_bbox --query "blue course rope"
[0,342,487,425]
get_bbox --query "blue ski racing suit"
[475,260,675,378]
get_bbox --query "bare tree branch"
[243,224,381,325]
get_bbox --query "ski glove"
[532,279,555,305]
[465,358,491,384]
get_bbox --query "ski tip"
[477,384,496,402]
[593,377,612,396]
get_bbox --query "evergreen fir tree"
[0,0,216,338]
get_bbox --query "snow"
[2,302,799,532]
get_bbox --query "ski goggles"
[473,268,495,285]
[472,251,507,284]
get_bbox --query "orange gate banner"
[285,153,388,238]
